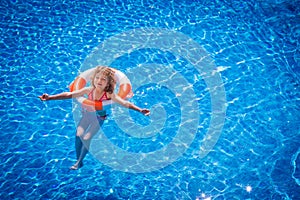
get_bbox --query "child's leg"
[71,119,102,170]
[75,136,83,163]
[73,115,90,167]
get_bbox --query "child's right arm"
[39,87,91,101]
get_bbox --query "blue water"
[1,0,300,199]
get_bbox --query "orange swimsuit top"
[88,89,111,102]
[82,89,111,113]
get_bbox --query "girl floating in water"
[39,66,150,170]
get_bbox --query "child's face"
[93,72,108,90]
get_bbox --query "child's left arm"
[110,93,150,116]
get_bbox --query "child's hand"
[141,109,150,116]
[39,93,50,101]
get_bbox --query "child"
[39,66,150,170]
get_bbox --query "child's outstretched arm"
[39,87,91,101]
[110,93,150,116]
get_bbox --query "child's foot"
[69,162,83,170]
[70,164,79,170]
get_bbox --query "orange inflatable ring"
[69,67,133,110]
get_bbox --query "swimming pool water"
[1,0,299,199]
